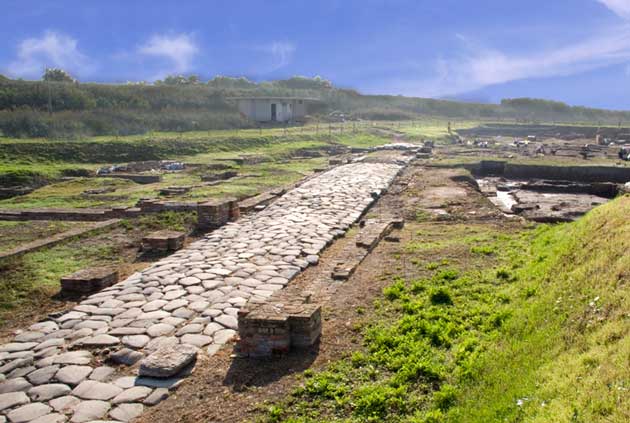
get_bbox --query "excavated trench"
[470,161,627,222]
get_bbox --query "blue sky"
[3,0,630,109]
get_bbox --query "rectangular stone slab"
[139,344,197,378]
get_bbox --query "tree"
[156,74,201,86]
[274,76,332,90]
[43,68,76,83]
[207,76,257,89]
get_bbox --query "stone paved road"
[0,162,402,423]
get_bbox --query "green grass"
[431,154,630,168]
[448,195,630,423]
[0,211,197,326]
[0,128,387,210]
[0,242,116,322]
[261,196,630,423]
[0,157,328,210]
[260,222,521,422]
[0,221,86,252]
[397,119,478,141]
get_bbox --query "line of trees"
[2,69,630,138]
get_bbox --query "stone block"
[159,186,192,196]
[138,344,197,378]
[60,268,118,294]
[237,296,322,357]
[289,305,322,348]
[238,191,278,214]
[355,219,394,251]
[197,197,238,230]
[141,230,186,253]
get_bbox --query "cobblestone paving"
[0,162,402,422]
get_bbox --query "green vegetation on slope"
[263,196,629,423]
[450,195,629,423]
[3,74,630,138]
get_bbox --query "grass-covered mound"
[264,196,629,422]
[451,194,629,423]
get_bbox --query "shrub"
[425,262,440,270]
[410,279,427,294]
[433,384,457,411]
[352,383,408,420]
[383,278,406,301]
[471,245,496,255]
[430,288,453,305]
[434,269,459,282]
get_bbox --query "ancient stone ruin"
[60,267,119,294]
[0,161,405,422]
[237,293,322,357]
[141,231,187,253]
[196,198,240,231]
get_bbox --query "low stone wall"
[505,163,630,183]
[0,186,35,200]
[99,174,162,184]
[519,180,619,198]
[0,208,115,222]
[201,171,238,182]
[0,202,198,221]
[238,189,285,214]
[136,199,198,213]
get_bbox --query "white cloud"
[269,41,295,69]
[256,41,295,72]
[389,26,630,98]
[598,0,630,19]
[5,31,92,79]
[138,33,199,74]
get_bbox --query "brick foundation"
[197,197,239,230]
[60,267,119,294]
[142,230,187,253]
[237,294,322,357]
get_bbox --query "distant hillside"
[2,75,630,138]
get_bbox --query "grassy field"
[2,117,619,192]
[0,157,328,210]
[261,195,629,423]
[0,129,393,210]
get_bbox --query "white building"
[230,97,314,123]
